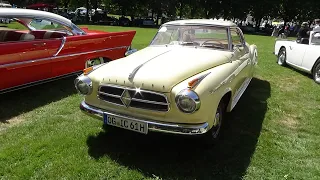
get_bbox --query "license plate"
[103,113,148,134]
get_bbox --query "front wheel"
[277,47,287,66]
[313,61,320,84]
[201,100,225,145]
[85,57,106,68]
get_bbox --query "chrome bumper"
[80,101,209,135]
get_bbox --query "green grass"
[1,25,320,180]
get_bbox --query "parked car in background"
[0,1,12,23]
[0,1,12,8]
[119,16,131,26]
[274,27,320,84]
[76,19,258,144]
[0,8,136,93]
[132,17,155,27]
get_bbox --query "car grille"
[98,85,169,112]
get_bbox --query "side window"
[230,29,243,46]
[30,19,64,30]
[0,18,33,43]
[29,19,73,37]
[231,28,249,52]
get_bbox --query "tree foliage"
[14,0,320,24]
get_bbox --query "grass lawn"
[1,24,320,180]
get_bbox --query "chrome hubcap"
[212,112,221,138]
[315,67,320,82]
[86,57,104,68]
[278,51,285,64]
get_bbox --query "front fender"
[274,40,294,56]
[170,61,238,128]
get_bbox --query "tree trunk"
[255,18,261,32]
[179,3,183,18]
[85,0,90,23]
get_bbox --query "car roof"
[0,8,72,26]
[163,19,237,27]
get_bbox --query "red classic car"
[0,8,136,93]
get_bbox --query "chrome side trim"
[210,73,235,94]
[53,36,66,57]
[80,101,209,135]
[0,46,128,69]
[230,77,252,110]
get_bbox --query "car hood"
[93,46,233,92]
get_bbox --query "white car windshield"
[150,25,230,50]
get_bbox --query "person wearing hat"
[313,19,320,30]
[297,22,310,42]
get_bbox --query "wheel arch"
[221,91,232,112]
[311,57,320,74]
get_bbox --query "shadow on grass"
[0,76,78,123]
[87,77,271,180]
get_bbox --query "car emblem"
[120,89,131,107]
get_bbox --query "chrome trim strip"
[98,92,121,98]
[231,77,252,110]
[80,101,209,135]
[131,98,169,105]
[0,46,128,69]
[53,36,66,57]
[210,73,235,94]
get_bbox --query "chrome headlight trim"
[175,89,201,113]
[74,75,93,95]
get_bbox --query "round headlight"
[175,89,201,113]
[74,75,92,95]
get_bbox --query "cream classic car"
[75,19,258,143]
[274,27,320,84]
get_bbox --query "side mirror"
[125,48,138,56]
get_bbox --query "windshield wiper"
[200,44,225,49]
[179,42,195,45]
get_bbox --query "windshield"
[150,25,230,50]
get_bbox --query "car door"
[230,28,251,93]
[0,31,52,92]
[301,32,320,71]
[286,42,308,66]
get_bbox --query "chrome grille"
[98,85,169,112]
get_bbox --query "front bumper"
[80,101,209,135]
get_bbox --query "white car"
[274,28,320,84]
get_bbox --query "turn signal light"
[188,78,199,88]
[83,67,93,75]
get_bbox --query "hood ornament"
[128,50,172,82]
